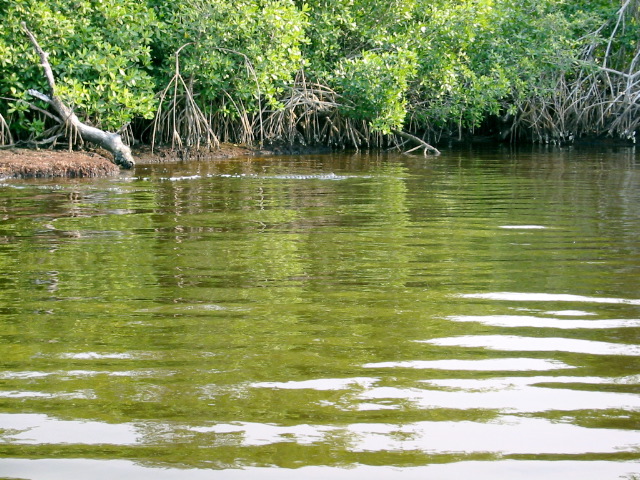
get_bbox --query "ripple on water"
[2,152,640,479]
[346,416,640,454]
[250,377,377,390]
[0,370,172,379]
[161,173,367,182]
[0,460,636,480]
[362,358,573,371]
[180,414,640,454]
[448,315,640,329]
[544,310,596,316]
[57,352,136,360]
[420,335,640,356]
[0,413,138,445]
[499,225,547,229]
[460,292,640,305]
[358,378,640,412]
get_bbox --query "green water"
[0,147,639,479]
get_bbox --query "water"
[0,147,639,479]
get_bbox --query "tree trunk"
[22,23,135,169]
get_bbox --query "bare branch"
[21,22,56,93]
[21,23,135,168]
[392,129,441,156]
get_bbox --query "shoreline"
[0,143,263,179]
[1,137,636,180]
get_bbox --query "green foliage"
[0,0,636,145]
[404,0,580,131]
[0,0,157,132]
[301,0,415,72]
[151,0,308,116]
[334,49,416,133]
[301,0,590,136]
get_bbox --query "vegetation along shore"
[0,0,638,177]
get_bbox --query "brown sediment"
[0,143,266,179]
[0,148,119,179]
[132,143,263,164]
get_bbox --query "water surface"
[1,147,639,479]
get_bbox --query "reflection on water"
[423,335,640,355]
[0,459,636,480]
[0,414,138,445]
[448,315,640,329]
[363,358,573,370]
[0,147,639,479]
[462,292,640,304]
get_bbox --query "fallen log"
[22,23,135,169]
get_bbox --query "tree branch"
[21,23,135,168]
[21,22,57,93]
[392,129,441,156]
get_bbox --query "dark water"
[1,147,639,479]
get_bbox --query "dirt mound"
[0,148,119,179]
[0,143,265,179]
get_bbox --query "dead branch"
[392,129,441,156]
[22,22,135,168]
[1,95,62,123]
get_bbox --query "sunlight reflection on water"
[0,459,637,480]
[1,150,639,479]
[461,292,640,305]
[448,315,640,329]
[422,335,640,355]
[363,358,573,370]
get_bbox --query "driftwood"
[22,23,135,168]
[392,129,441,156]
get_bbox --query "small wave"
[0,413,138,445]
[0,371,52,380]
[545,310,596,316]
[460,292,640,305]
[499,225,547,229]
[58,352,136,360]
[363,358,572,371]
[0,390,95,399]
[191,422,334,447]
[251,377,376,391]
[448,315,640,329]
[159,172,368,181]
[163,175,202,181]
[360,382,640,413]
[420,335,640,356]
[222,172,365,180]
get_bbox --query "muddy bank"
[0,149,119,179]
[132,144,262,164]
[0,143,262,179]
